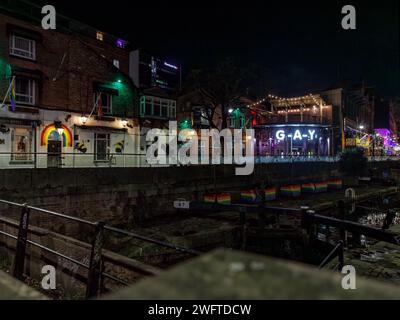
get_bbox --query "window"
[11,128,33,162]
[169,102,176,119]
[10,35,36,60]
[95,92,112,115]
[94,133,110,161]
[15,77,36,105]
[96,32,104,41]
[113,59,120,69]
[139,96,176,119]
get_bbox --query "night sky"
[31,0,399,98]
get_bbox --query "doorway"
[47,131,62,168]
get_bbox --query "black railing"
[0,199,199,298]
[318,241,344,271]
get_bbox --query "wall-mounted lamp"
[80,115,88,125]
[54,120,63,135]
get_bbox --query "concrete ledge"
[106,249,400,300]
[0,270,45,300]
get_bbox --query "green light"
[117,79,122,83]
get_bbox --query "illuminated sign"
[164,62,178,70]
[276,129,316,141]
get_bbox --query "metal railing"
[0,199,199,298]
[0,152,398,169]
[318,241,344,271]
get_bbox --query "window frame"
[113,59,120,69]
[94,91,113,116]
[9,34,36,61]
[139,96,176,119]
[14,77,36,106]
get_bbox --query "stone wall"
[0,161,396,235]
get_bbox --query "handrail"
[318,241,344,271]
[0,230,128,286]
[104,225,200,256]
[0,199,199,298]
[0,200,97,226]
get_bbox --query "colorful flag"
[10,78,16,112]
[97,92,103,117]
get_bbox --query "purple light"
[116,39,126,49]
[374,129,395,147]
[164,62,178,70]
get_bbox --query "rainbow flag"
[280,185,301,197]
[314,182,328,193]
[328,179,343,190]
[10,78,16,112]
[302,183,316,194]
[265,188,277,201]
[97,92,103,117]
[217,193,231,205]
[241,190,258,203]
[204,194,217,204]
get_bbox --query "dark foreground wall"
[0,161,396,234]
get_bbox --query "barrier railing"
[0,199,199,299]
[318,241,344,271]
[0,152,397,169]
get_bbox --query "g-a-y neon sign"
[276,129,316,141]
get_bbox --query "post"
[337,240,345,272]
[12,204,30,280]
[86,221,105,299]
[338,200,348,247]
[300,207,313,244]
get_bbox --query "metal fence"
[0,152,398,169]
[0,199,199,298]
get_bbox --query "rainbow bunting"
[241,190,258,203]
[265,187,277,201]
[280,185,301,197]
[302,183,316,194]
[10,78,16,112]
[314,182,328,193]
[328,179,343,190]
[204,194,217,204]
[217,193,231,205]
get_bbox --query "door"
[47,140,62,168]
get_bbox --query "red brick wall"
[0,13,136,117]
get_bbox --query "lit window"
[11,128,33,162]
[113,59,120,69]
[94,92,113,115]
[15,77,36,105]
[96,32,104,41]
[10,35,36,60]
[94,133,110,161]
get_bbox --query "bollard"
[86,221,105,299]
[12,204,30,280]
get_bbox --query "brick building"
[0,0,140,168]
